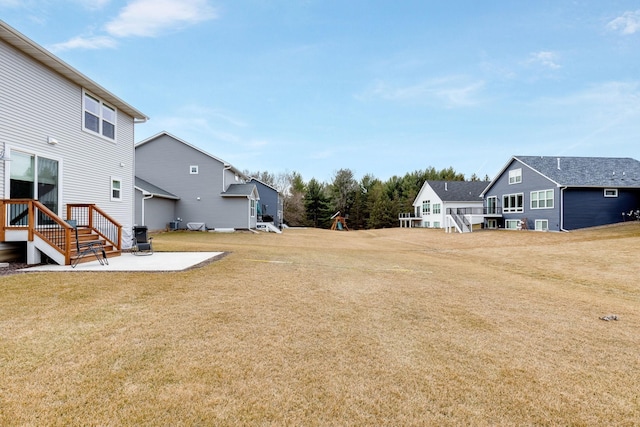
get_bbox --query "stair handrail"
[67,203,122,250]
[0,199,74,263]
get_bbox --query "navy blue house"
[249,178,283,228]
[480,156,640,231]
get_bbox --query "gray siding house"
[481,156,640,231]
[134,177,179,231]
[249,178,283,228]
[135,132,259,231]
[0,20,147,264]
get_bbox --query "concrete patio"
[22,252,226,272]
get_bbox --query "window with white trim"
[111,177,122,201]
[531,189,554,209]
[190,165,199,174]
[424,221,430,228]
[604,189,618,197]
[250,199,256,217]
[503,193,524,213]
[535,219,549,231]
[505,219,520,229]
[434,221,441,228]
[433,203,441,214]
[83,91,116,140]
[422,200,431,215]
[508,168,522,184]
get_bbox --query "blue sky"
[2,1,639,183]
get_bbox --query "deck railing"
[0,200,122,265]
[398,212,420,219]
[0,199,73,261]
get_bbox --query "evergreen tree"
[328,168,358,216]
[304,178,331,228]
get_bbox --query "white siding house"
[0,20,147,263]
[401,180,489,232]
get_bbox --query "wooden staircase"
[63,226,121,265]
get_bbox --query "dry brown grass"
[1,224,640,425]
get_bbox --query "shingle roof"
[516,156,640,187]
[426,180,489,202]
[135,177,179,199]
[221,183,257,197]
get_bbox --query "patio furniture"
[132,226,153,255]
[66,219,109,268]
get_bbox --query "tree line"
[246,168,489,230]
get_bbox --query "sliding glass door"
[9,151,59,225]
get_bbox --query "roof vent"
[445,182,448,191]
[557,158,561,170]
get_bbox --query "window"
[604,189,618,198]
[505,219,520,229]
[509,168,522,184]
[531,189,554,209]
[433,203,441,214]
[486,219,497,229]
[424,221,430,228]
[422,200,431,215]
[250,199,256,217]
[535,219,549,231]
[486,196,498,214]
[503,193,524,213]
[434,221,441,228]
[9,151,60,222]
[190,165,199,174]
[111,177,122,201]
[83,91,117,140]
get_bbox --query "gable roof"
[135,177,179,199]
[0,20,147,121]
[249,177,280,193]
[136,131,247,179]
[482,155,640,196]
[426,180,489,202]
[221,183,258,198]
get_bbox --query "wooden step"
[69,228,121,265]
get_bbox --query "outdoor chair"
[132,226,153,255]
[66,219,109,268]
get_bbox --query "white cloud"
[525,51,561,70]
[50,35,118,52]
[362,76,485,108]
[105,0,217,38]
[607,10,640,35]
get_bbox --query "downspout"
[141,192,153,226]
[559,186,568,231]
[223,165,232,192]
